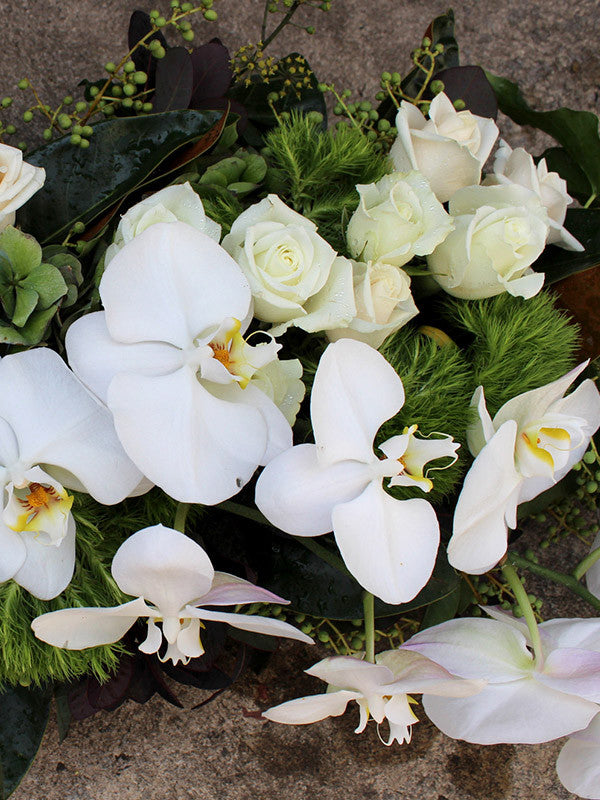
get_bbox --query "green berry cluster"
[467,572,544,620]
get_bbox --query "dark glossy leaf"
[0,684,51,799]
[128,10,168,85]
[539,147,593,205]
[53,686,71,743]
[17,109,224,244]
[487,72,600,197]
[153,47,193,113]
[534,209,600,284]
[378,10,459,121]
[433,66,497,119]
[190,40,233,106]
[420,581,461,629]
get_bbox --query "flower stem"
[262,1,300,49]
[573,545,600,581]
[584,193,597,209]
[173,502,190,534]
[363,591,375,663]
[501,560,544,666]
[508,552,600,612]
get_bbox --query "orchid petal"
[263,690,358,724]
[586,533,600,600]
[381,694,418,745]
[0,417,19,467]
[403,617,534,681]
[66,311,183,404]
[556,713,600,800]
[307,656,396,695]
[111,525,214,616]
[0,348,143,504]
[538,647,600,703]
[138,618,163,654]
[12,513,76,599]
[255,443,373,536]
[466,386,495,456]
[538,617,600,652]
[108,367,266,504]
[376,649,486,697]
[332,482,439,605]
[100,222,251,349]
[200,572,288,606]
[176,617,204,660]
[310,339,405,466]
[448,421,522,574]
[31,597,152,648]
[188,607,314,644]
[422,678,599,744]
[0,520,26,582]
[493,361,589,431]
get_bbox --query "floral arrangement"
[1,3,600,798]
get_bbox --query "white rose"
[0,144,45,231]
[105,182,220,264]
[222,195,355,335]
[326,259,418,348]
[427,184,550,300]
[390,93,499,203]
[250,357,305,426]
[346,171,453,268]
[484,140,583,251]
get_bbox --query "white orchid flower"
[586,532,600,601]
[255,339,459,605]
[32,524,313,665]
[263,650,484,745]
[448,362,600,574]
[403,608,600,744]
[66,222,293,505]
[0,348,144,600]
[556,712,600,799]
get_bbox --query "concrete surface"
[1,1,599,798]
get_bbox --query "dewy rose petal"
[0,143,45,231]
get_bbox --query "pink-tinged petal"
[263,690,358,725]
[201,572,288,606]
[108,367,266,504]
[423,678,600,744]
[538,617,600,653]
[376,649,486,697]
[111,525,214,616]
[101,222,251,349]
[333,482,439,605]
[188,607,314,644]
[556,714,600,800]
[466,386,495,456]
[31,597,151,649]
[0,348,143,504]
[311,339,405,466]
[538,648,600,703]
[403,617,533,681]
[255,443,373,536]
[493,361,589,431]
[586,533,600,600]
[13,513,76,600]
[66,312,183,404]
[448,421,522,574]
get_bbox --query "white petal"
[332,481,439,604]
[0,519,26,582]
[111,525,214,616]
[12,512,76,600]
[311,339,405,466]
[376,649,486,697]
[255,443,373,536]
[201,572,288,606]
[188,606,314,644]
[66,311,183,404]
[0,348,143,504]
[448,421,522,574]
[556,713,600,800]
[307,656,395,694]
[466,386,496,456]
[586,533,600,600]
[538,647,600,703]
[538,617,600,653]
[108,367,267,504]
[263,690,358,724]
[138,618,163,654]
[31,597,151,648]
[422,678,599,744]
[101,222,251,348]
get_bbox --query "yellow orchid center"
[10,482,73,533]
[520,426,571,471]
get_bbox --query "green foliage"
[443,291,580,417]
[265,112,390,251]
[0,488,180,689]
[194,186,244,236]
[379,328,475,502]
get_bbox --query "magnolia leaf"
[487,72,600,198]
[153,47,194,113]
[433,66,497,119]
[17,109,224,244]
[534,209,600,284]
[0,684,51,799]
[540,147,593,204]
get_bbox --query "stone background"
[1,0,599,798]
